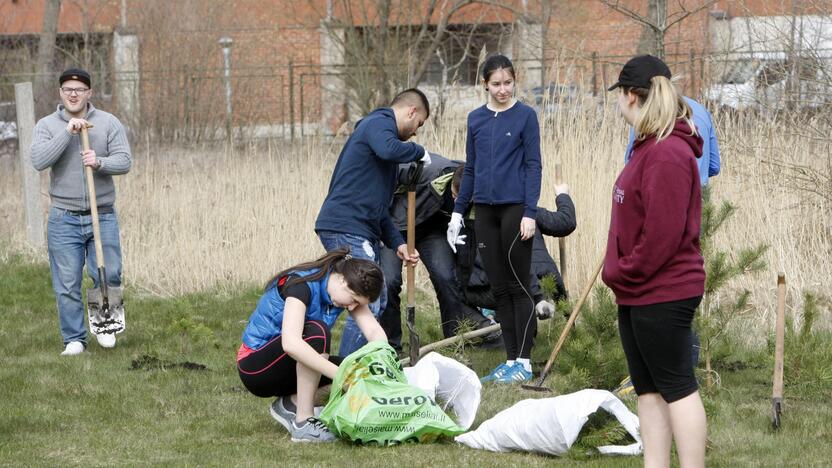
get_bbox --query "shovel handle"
[555,163,567,291]
[406,188,419,363]
[406,191,416,306]
[81,126,108,299]
[536,256,604,383]
[772,273,786,399]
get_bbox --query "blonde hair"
[627,76,696,142]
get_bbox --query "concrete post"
[113,30,140,132]
[219,37,234,141]
[319,22,347,135]
[14,82,45,249]
[513,20,544,92]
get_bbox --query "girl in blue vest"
[237,248,386,443]
[448,54,543,383]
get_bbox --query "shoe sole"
[269,405,293,433]
[290,437,335,443]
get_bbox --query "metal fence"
[3,49,831,146]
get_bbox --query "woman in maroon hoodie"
[604,55,706,468]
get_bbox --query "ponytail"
[630,76,696,142]
[265,247,383,302]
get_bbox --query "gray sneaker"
[291,417,337,443]
[269,397,295,432]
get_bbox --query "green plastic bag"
[319,341,464,445]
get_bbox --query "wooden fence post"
[14,82,44,249]
[591,52,598,96]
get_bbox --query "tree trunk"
[35,0,63,117]
[636,0,666,59]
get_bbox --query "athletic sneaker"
[291,417,337,443]
[269,397,295,432]
[60,341,85,356]
[480,362,514,383]
[95,333,116,348]
[495,363,532,383]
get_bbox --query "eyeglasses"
[61,87,90,95]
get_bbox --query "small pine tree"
[696,187,768,388]
[778,292,832,398]
[537,284,628,393]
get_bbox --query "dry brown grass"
[2,97,829,333]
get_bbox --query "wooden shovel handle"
[772,273,786,399]
[555,163,567,291]
[538,256,604,378]
[80,125,106,271]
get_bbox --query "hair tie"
[344,254,352,261]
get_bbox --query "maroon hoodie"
[602,119,705,306]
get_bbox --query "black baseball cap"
[607,55,670,91]
[59,68,91,88]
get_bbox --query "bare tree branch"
[599,0,658,31]
[666,0,717,30]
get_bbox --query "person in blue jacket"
[448,54,543,383]
[316,89,431,357]
[236,248,386,443]
[625,96,720,186]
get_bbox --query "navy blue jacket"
[453,101,542,218]
[315,108,425,248]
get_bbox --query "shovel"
[405,161,424,365]
[522,256,604,392]
[554,163,567,294]
[772,273,786,430]
[81,125,125,336]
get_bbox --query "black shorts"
[237,320,342,398]
[618,296,702,403]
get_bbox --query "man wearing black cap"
[31,68,132,356]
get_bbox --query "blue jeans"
[379,229,487,348]
[47,207,123,345]
[317,231,387,356]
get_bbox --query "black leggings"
[618,296,702,403]
[475,203,535,360]
[237,320,342,398]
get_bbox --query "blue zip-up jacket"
[453,101,542,218]
[625,96,720,186]
[316,107,425,248]
[241,269,345,350]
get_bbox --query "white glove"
[420,149,432,166]
[535,300,555,320]
[447,212,465,253]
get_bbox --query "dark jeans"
[379,229,487,349]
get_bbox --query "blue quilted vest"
[241,268,345,350]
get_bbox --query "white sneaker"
[60,341,86,356]
[95,333,116,348]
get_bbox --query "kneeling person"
[236,248,387,443]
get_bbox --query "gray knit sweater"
[31,103,132,211]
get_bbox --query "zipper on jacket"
[489,111,497,203]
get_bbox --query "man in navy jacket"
[316,88,431,356]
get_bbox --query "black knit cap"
[607,55,670,91]
[59,68,91,88]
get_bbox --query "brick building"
[1,0,823,135]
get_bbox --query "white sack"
[455,389,642,456]
[404,352,482,430]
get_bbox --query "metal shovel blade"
[407,305,419,364]
[87,286,126,335]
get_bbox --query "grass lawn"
[1,255,830,466]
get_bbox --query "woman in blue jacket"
[448,54,543,383]
[236,248,386,443]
